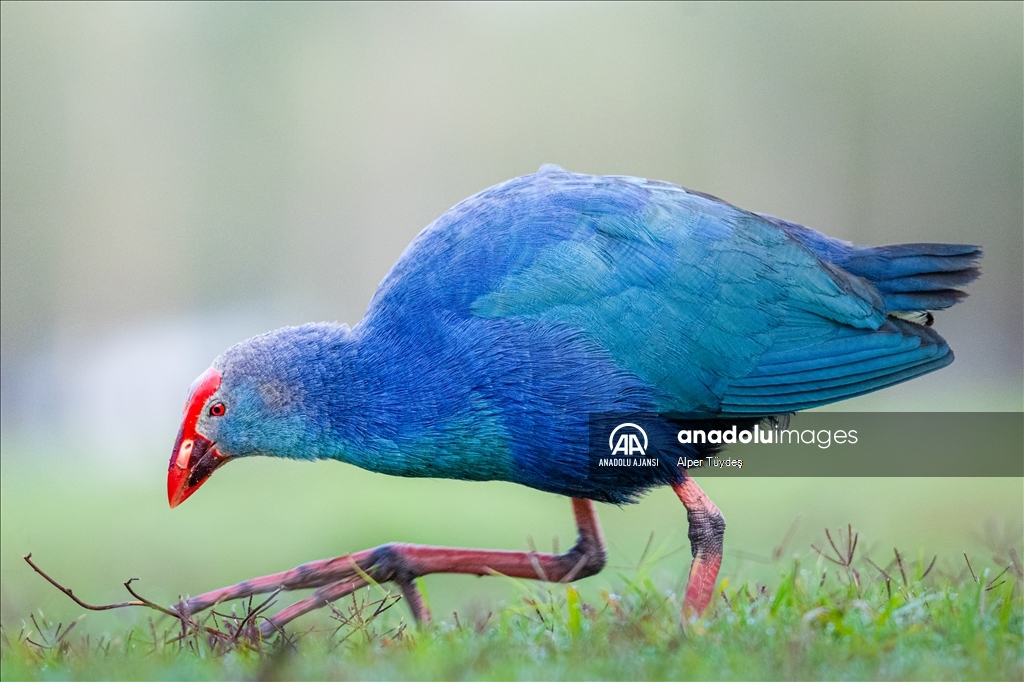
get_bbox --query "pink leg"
[673,475,725,618]
[175,498,606,637]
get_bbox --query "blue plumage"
[198,165,980,503]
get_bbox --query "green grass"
[2,444,1022,680]
[2,531,1022,681]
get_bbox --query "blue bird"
[167,165,980,633]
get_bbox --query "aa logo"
[609,423,648,456]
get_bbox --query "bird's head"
[168,325,340,508]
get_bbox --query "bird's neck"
[290,322,514,482]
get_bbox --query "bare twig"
[810,543,843,565]
[25,553,232,642]
[963,552,979,583]
[894,548,908,586]
[123,578,181,619]
[921,555,937,580]
[1009,548,1023,580]
[24,554,144,611]
[812,526,859,568]
[811,526,860,592]
[986,564,1012,592]
[865,557,892,582]
[235,588,282,639]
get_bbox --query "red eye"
[209,402,226,417]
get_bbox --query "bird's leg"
[673,474,725,619]
[175,498,605,637]
[176,553,376,616]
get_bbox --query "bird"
[166,164,980,635]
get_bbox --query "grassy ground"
[1,444,1022,680]
[2,532,1021,681]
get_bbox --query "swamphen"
[168,165,980,634]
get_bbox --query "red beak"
[168,367,228,508]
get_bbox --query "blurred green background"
[1,2,1021,634]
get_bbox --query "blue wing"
[389,166,975,415]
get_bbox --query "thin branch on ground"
[24,554,234,643]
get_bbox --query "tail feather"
[881,290,969,312]
[872,268,981,294]
[757,212,978,313]
[840,244,981,312]
[731,215,981,415]
[845,242,980,274]
[758,214,981,314]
